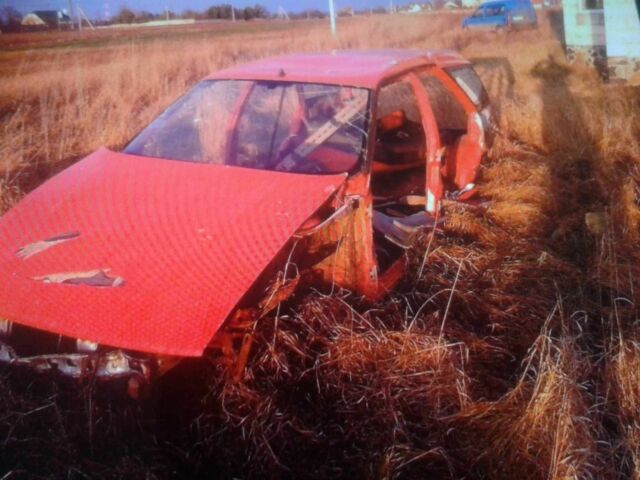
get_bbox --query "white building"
[562,0,640,81]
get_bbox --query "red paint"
[0,148,345,356]
[208,50,470,89]
[447,133,483,190]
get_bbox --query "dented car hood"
[0,148,345,356]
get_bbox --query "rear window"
[446,66,489,109]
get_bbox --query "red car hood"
[0,148,345,356]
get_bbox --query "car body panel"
[208,50,471,89]
[0,148,346,356]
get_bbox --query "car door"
[368,73,441,282]
[419,65,490,200]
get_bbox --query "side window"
[377,81,422,125]
[419,74,467,132]
[375,80,426,165]
[584,0,603,10]
[446,66,489,109]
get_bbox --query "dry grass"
[1,10,640,479]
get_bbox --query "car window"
[235,82,299,170]
[446,66,490,109]
[374,80,426,165]
[377,80,422,124]
[125,81,249,163]
[480,4,505,15]
[419,75,467,131]
[124,80,370,175]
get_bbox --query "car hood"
[0,148,346,356]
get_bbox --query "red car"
[0,50,491,395]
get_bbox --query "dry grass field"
[1,11,640,479]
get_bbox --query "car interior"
[370,75,471,271]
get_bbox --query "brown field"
[1,11,640,479]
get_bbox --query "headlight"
[76,338,99,353]
[0,318,12,337]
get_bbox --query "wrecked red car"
[0,50,491,394]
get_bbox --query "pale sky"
[1,0,396,19]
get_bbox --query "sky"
[1,0,395,19]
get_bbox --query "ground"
[1,11,640,479]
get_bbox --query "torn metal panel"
[304,195,379,297]
[16,231,79,259]
[34,269,124,287]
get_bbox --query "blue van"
[462,0,538,31]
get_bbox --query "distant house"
[399,3,434,13]
[562,0,640,81]
[21,10,72,30]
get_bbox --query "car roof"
[206,50,470,89]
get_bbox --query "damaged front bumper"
[0,340,154,397]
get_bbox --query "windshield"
[124,80,370,175]
[475,4,505,16]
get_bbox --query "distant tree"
[182,9,199,19]
[206,4,234,19]
[242,4,268,20]
[292,9,325,19]
[306,9,326,18]
[136,10,155,22]
[252,4,268,18]
[205,5,218,18]
[242,6,254,20]
[115,6,135,23]
[0,6,22,32]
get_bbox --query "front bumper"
[0,340,153,396]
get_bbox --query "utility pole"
[277,6,290,20]
[165,5,169,21]
[68,0,75,29]
[389,0,394,13]
[78,7,95,30]
[328,0,336,36]
[231,5,235,22]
